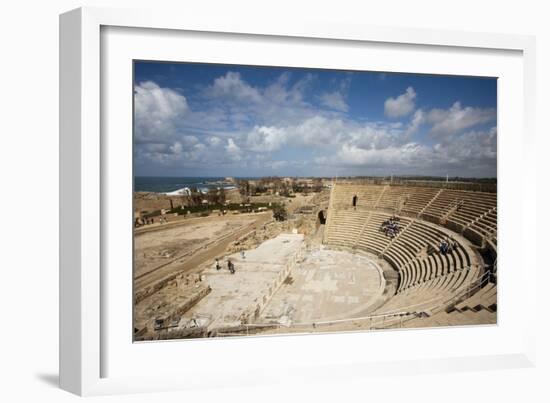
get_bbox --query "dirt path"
[285,193,315,214]
[134,212,273,292]
[134,217,254,278]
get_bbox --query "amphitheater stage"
[260,247,386,325]
[179,233,305,331]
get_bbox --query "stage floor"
[260,246,385,324]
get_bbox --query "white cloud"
[134,81,189,143]
[316,124,497,177]
[249,111,421,154]
[134,74,496,177]
[407,109,424,135]
[292,116,346,146]
[179,135,199,147]
[335,142,431,167]
[246,125,288,152]
[347,121,412,150]
[426,101,496,137]
[140,143,170,154]
[434,126,497,162]
[169,141,183,155]
[319,91,349,112]
[208,136,222,147]
[199,71,322,130]
[225,138,242,160]
[205,72,262,103]
[384,87,416,118]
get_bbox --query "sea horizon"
[134,175,496,194]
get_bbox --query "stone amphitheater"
[137,181,497,340]
[317,182,497,331]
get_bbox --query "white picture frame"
[60,6,537,396]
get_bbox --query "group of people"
[214,250,247,275]
[134,217,155,227]
[438,238,458,255]
[380,215,401,239]
[377,213,458,256]
[134,215,169,228]
[215,258,236,274]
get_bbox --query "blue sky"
[134,61,497,178]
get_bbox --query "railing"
[417,188,443,217]
[353,210,374,248]
[439,198,463,224]
[394,194,408,214]
[331,179,497,193]
[213,267,491,336]
[380,218,414,257]
[217,267,494,335]
[373,185,389,209]
[373,269,492,329]
[436,270,493,313]
[323,180,337,243]
[464,206,497,237]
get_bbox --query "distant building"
[165,187,191,196]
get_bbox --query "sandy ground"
[134,188,242,214]
[133,190,329,338]
[134,217,255,278]
[134,212,273,292]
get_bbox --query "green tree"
[313,178,323,192]
[206,188,219,204]
[273,205,288,221]
[189,186,203,206]
[238,180,250,197]
[219,187,226,204]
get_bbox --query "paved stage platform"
[260,247,385,324]
[181,233,305,330]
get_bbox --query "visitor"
[445,238,452,253]
[439,239,449,255]
[427,244,435,255]
[381,216,401,238]
[228,259,235,274]
[215,258,221,271]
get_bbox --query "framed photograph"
[60,7,537,396]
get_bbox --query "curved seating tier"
[324,209,371,248]
[420,189,497,245]
[389,281,496,328]
[329,183,497,248]
[325,209,478,295]
[329,184,386,209]
[322,183,495,327]
[454,282,497,312]
[372,266,479,316]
